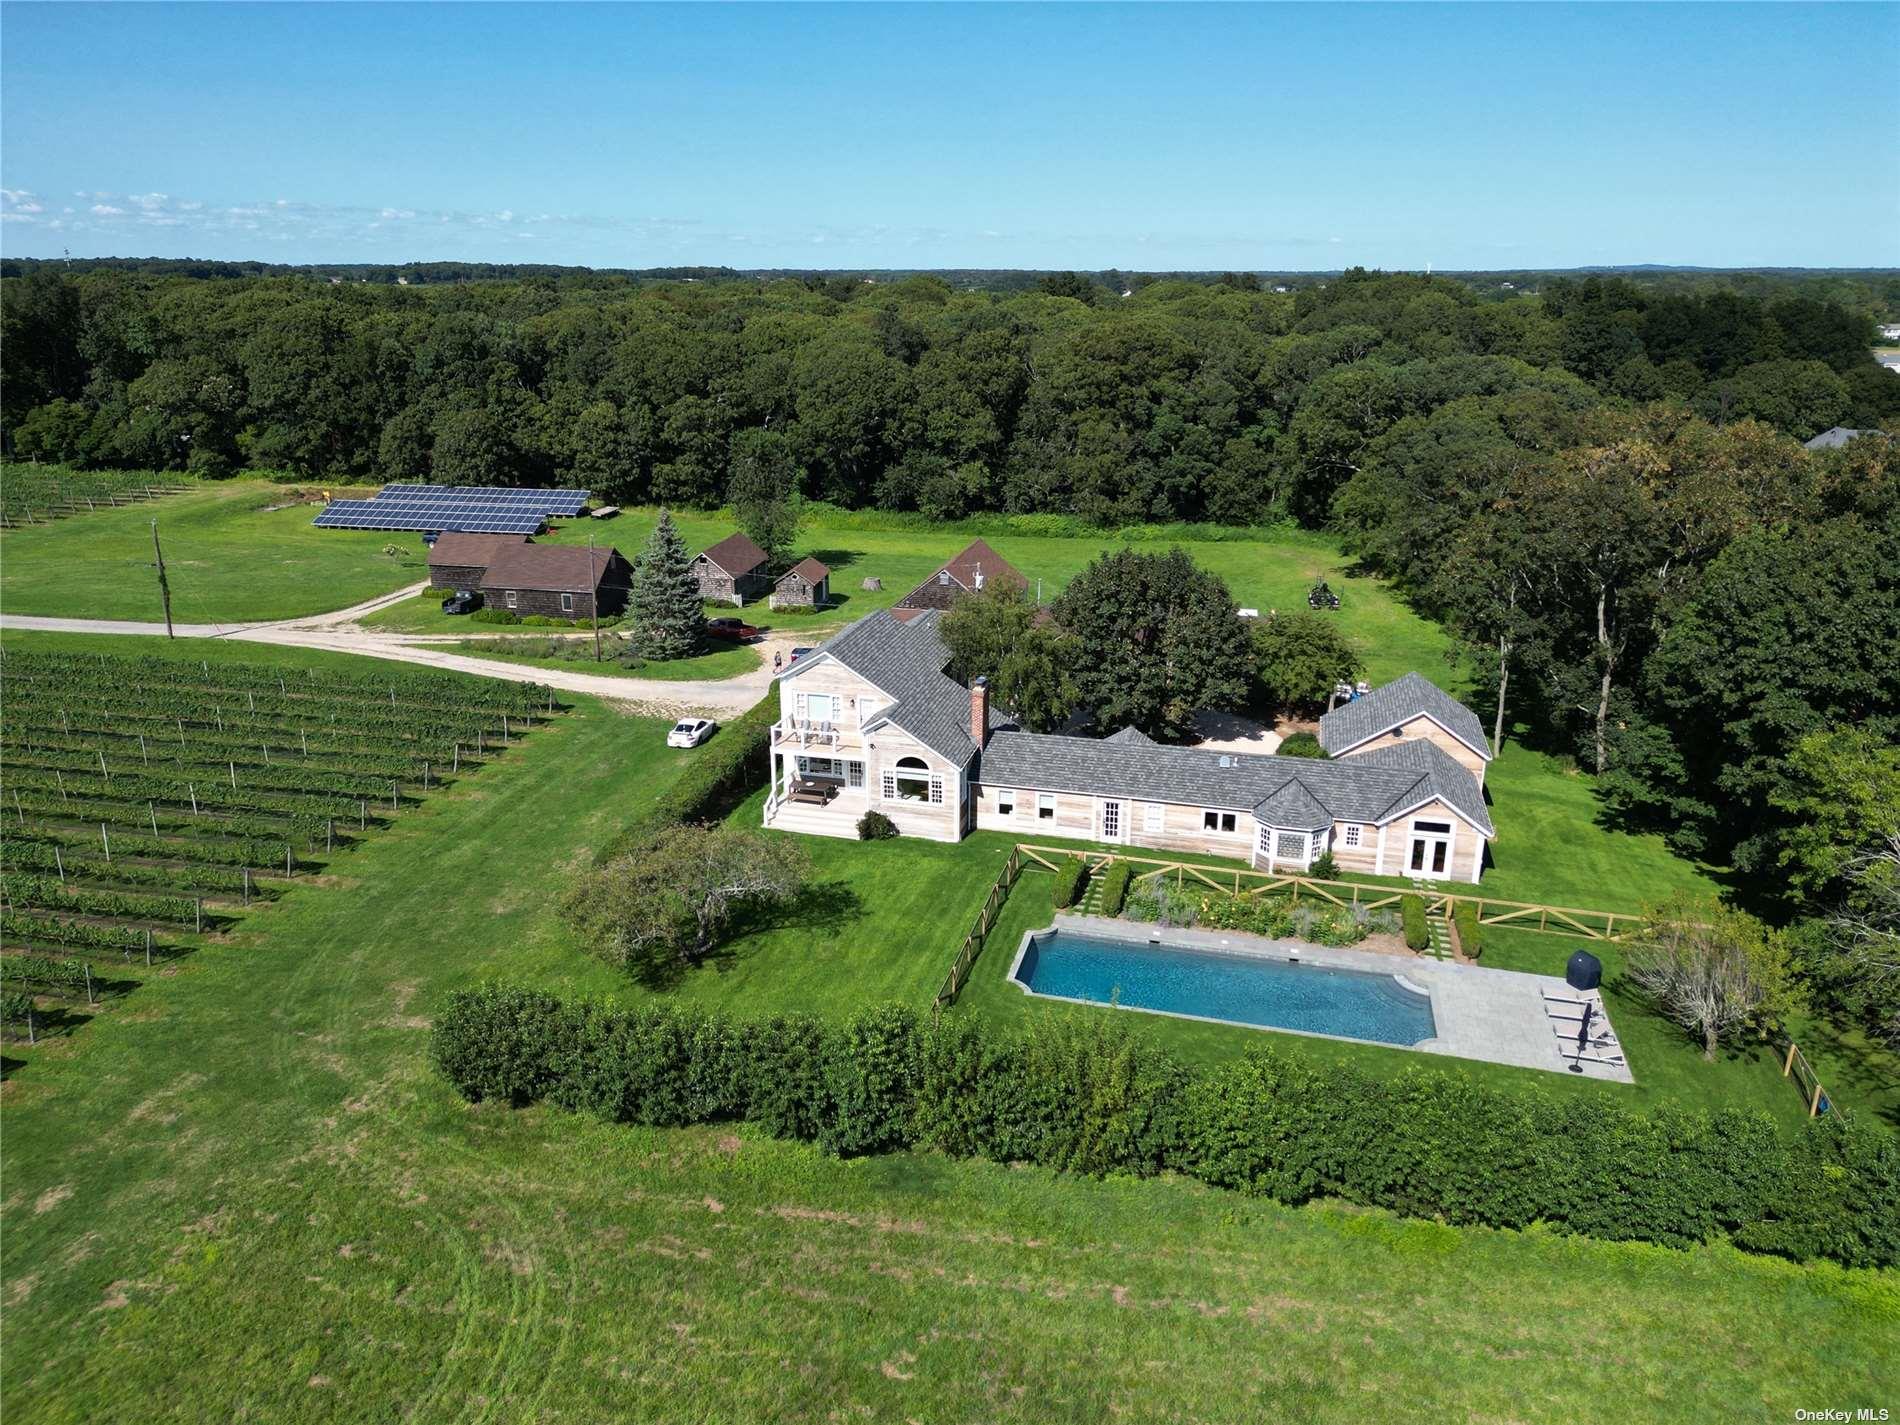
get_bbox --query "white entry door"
[1408,819,1453,878]
[1099,799,1125,843]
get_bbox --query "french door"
[1099,799,1124,843]
[1408,819,1453,878]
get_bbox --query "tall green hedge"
[1401,894,1429,951]
[1051,856,1089,909]
[602,690,777,859]
[1098,861,1132,917]
[1453,901,1481,959]
[432,984,1900,1270]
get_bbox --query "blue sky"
[3,2,1895,270]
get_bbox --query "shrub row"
[602,691,777,858]
[1453,901,1482,959]
[3,874,199,926]
[1,911,150,955]
[1097,861,1132,917]
[1191,888,1374,947]
[1051,855,1088,909]
[1402,894,1430,951]
[434,987,1900,1269]
[0,952,92,994]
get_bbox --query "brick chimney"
[970,676,989,748]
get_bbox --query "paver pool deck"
[1034,914,1634,1082]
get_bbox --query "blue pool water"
[1012,931,1436,1047]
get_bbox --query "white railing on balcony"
[772,718,840,749]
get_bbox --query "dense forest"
[2,260,1897,1034]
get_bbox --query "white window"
[1414,820,1452,834]
[1343,824,1362,849]
[1038,793,1056,821]
[937,569,951,585]
[847,761,864,789]
[894,756,933,802]
[1202,810,1238,834]
[799,692,840,724]
[560,592,574,613]
[996,789,1015,816]
[881,771,897,800]
[1275,830,1307,862]
[1101,799,1122,839]
[1143,803,1164,832]
[505,590,518,609]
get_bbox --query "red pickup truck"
[704,617,765,642]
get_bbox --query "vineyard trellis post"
[326,819,334,852]
[390,781,398,811]
[359,800,366,831]
[301,728,308,757]
[195,898,203,933]
[100,823,111,861]
[84,962,95,1006]
[139,732,148,764]
[53,845,64,884]
[228,760,237,791]
[13,788,23,823]
[285,845,293,878]
[151,520,175,638]
[502,714,510,744]
[150,802,159,835]
[189,783,197,814]
[423,761,431,790]
[56,769,66,802]
[242,867,251,906]
[144,929,153,967]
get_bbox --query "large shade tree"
[1051,548,1253,741]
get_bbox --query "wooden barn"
[691,532,771,606]
[479,544,632,620]
[427,532,530,591]
[770,557,831,610]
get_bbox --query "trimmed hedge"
[432,985,1900,1269]
[1051,856,1088,910]
[1453,901,1482,959]
[1401,894,1429,951]
[1098,861,1132,917]
[603,690,777,858]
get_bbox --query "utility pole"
[590,527,602,662]
[152,519,175,637]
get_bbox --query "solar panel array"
[312,484,590,534]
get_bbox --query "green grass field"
[2,630,1892,1423]
[1,477,1450,683]
[443,636,763,683]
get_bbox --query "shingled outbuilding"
[479,544,632,620]
[692,532,771,606]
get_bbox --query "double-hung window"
[1143,803,1165,833]
[505,590,519,609]
[996,789,1016,816]
[1342,824,1362,849]
[560,593,575,614]
[1038,793,1056,821]
[1202,810,1238,834]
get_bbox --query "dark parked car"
[790,646,815,664]
[705,617,765,641]
[441,590,483,615]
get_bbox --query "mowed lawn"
[2,633,1893,1423]
[2,477,1450,684]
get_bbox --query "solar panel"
[375,484,589,517]
[312,499,545,534]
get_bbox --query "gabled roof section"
[797,609,1002,765]
[1803,426,1887,451]
[781,556,830,584]
[1319,672,1491,762]
[1104,726,1157,746]
[896,538,1028,610]
[976,727,1494,837]
[1345,738,1495,836]
[696,531,769,577]
[428,532,528,567]
[481,543,622,593]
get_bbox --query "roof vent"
[1218,755,1233,768]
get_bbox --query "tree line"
[4,265,1894,527]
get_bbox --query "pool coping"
[1006,914,1633,1082]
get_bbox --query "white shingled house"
[764,609,1496,882]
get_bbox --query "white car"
[666,717,718,749]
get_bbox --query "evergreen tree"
[628,510,704,660]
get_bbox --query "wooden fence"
[1014,844,1648,941]
[932,846,1023,1013]
[1781,1039,1835,1118]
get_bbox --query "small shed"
[770,557,831,610]
[691,532,771,607]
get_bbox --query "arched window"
[893,755,931,802]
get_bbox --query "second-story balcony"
[771,717,863,751]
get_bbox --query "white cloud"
[90,204,125,216]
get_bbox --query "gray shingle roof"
[793,609,1002,764]
[1318,672,1490,761]
[1104,726,1157,746]
[977,729,1493,835]
[1802,427,1888,451]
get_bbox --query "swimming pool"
[1010,929,1437,1047]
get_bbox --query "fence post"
[286,845,293,878]
[139,732,148,765]
[144,929,153,967]
[54,846,65,884]
[150,802,159,835]
[243,867,251,906]
[326,819,334,852]
[1783,1043,1797,1076]
[452,743,460,773]
[301,728,308,757]
[101,823,111,861]
[189,783,198,814]
[359,800,367,831]
[85,961,95,1006]
[229,760,237,791]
